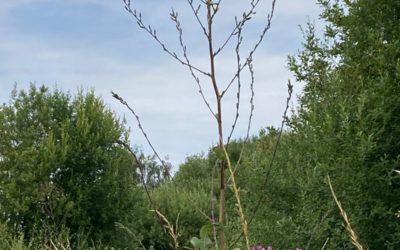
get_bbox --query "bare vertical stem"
[206,1,250,248]
[206,1,226,248]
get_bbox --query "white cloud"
[0,0,54,17]
[0,0,322,167]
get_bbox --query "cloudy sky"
[0,0,323,168]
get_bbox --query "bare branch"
[210,0,222,20]
[227,17,243,144]
[123,0,210,77]
[228,79,293,250]
[227,56,256,182]
[214,0,261,57]
[186,0,208,37]
[115,138,155,208]
[221,0,276,97]
[111,91,171,180]
[244,57,256,149]
[248,79,292,223]
[170,8,216,117]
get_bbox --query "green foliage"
[0,84,147,248]
[281,0,400,248]
[175,154,212,186]
[151,181,212,249]
[190,224,214,250]
[1,1,399,248]
[174,1,400,248]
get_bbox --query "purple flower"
[251,243,266,250]
[251,243,301,250]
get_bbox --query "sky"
[0,0,324,168]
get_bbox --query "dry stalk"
[153,210,181,250]
[327,175,364,250]
[49,238,70,250]
[320,237,329,250]
[221,143,250,249]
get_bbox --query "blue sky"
[0,0,323,168]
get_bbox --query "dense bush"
[0,85,149,248]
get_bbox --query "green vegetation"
[0,0,399,249]
[0,85,151,249]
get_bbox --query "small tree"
[113,0,282,249]
[0,84,146,247]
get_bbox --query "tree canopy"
[0,85,147,247]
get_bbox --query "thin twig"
[321,238,330,250]
[227,56,256,182]
[109,102,168,236]
[214,0,262,57]
[248,80,292,224]
[221,0,276,97]
[111,91,171,179]
[170,9,216,118]
[227,17,243,144]
[115,139,155,208]
[210,0,222,20]
[228,80,293,250]
[186,0,208,37]
[123,0,210,77]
